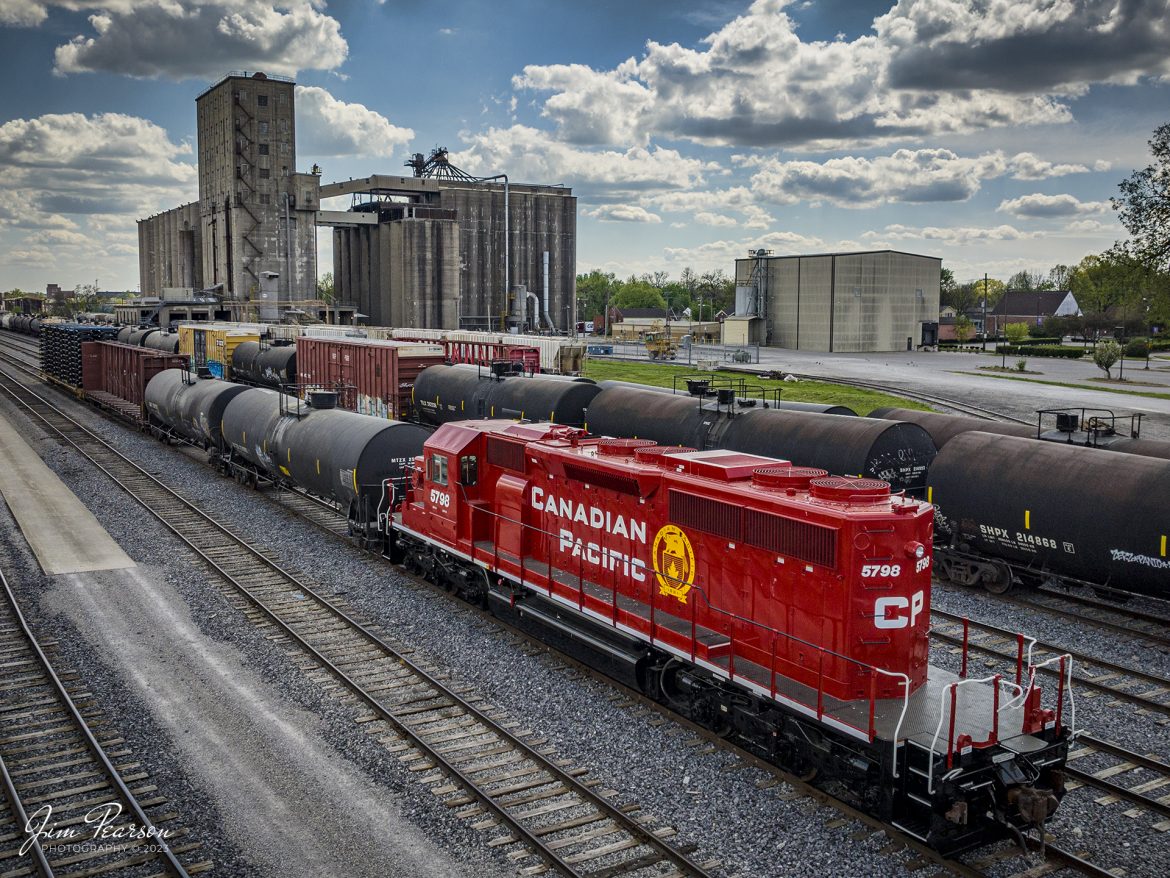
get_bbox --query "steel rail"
[0,567,190,878]
[0,361,713,878]
[930,609,1170,717]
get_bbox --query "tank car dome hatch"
[596,438,656,457]
[752,466,828,491]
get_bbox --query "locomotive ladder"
[0,364,718,878]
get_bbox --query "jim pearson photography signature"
[20,802,175,856]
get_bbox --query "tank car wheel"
[981,561,1013,595]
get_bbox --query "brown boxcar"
[295,336,445,420]
[81,341,188,423]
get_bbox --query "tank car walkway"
[0,410,134,574]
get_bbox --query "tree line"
[575,268,736,324]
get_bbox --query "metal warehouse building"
[732,249,941,352]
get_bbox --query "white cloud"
[997,192,1111,218]
[645,186,773,229]
[452,124,719,193]
[583,204,662,223]
[1065,218,1112,233]
[1008,151,1094,180]
[663,229,827,269]
[0,111,195,282]
[32,1,348,79]
[694,211,739,227]
[864,223,1040,244]
[512,0,1170,150]
[0,0,49,26]
[294,86,413,158]
[745,148,1009,207]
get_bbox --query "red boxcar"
[81,341,188,423]
[295,337,445,420]
[396,336,541,374]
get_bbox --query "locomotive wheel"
[981,561,1013,595]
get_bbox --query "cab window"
[460,455,478,486]
[429,454,448,486]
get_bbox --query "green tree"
[940,266,956,298]
[575,269,618,321]
[944,281,979,314]
[1113,122,1170,271]
[612,278,667,311]
[1093,339,1122,379]
[954,314,974,344]
[1007,270,1054,291]
[1048,263,1076,290]
[316,272,334,301]
[1005,322,1030,344]
[972,277,1006,307]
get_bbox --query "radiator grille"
[668,490,742,541]
[486,438,526,472]
[562,463,641,495]
[669,489,838,567]
[744,509,837,568]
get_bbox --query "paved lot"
[747,347,1170,440]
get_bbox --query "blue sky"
[1,0,1167,294]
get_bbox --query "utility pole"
[982,272,989,351]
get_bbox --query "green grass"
[583,360,933,415]
[965,371,1170,401]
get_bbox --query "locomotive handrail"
[927,674,1004,793]
[452,492,915,745]
[927,648,1075,794]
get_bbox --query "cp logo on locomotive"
[652,525,696,603]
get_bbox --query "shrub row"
[1018,336,1062,345]
[994,345,1085,358]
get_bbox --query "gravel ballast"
[2,373,1166,877]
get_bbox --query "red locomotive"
[393,420,1071,853]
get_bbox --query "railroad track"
[0,331,44,371]
[931,610,1170,721]
[266,482,1146,878]
[1002,588,1170,653]
[1063,734,1170,828]
[1,343,1156,877]
[0,564,200,878]
[0,362,716,878]
[781,373,1033,423]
